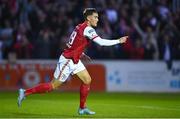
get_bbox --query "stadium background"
[0,0,180,118]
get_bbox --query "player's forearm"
[93,37,120,46]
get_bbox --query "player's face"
[88,13,99,27]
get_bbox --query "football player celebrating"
[18,8,128,115]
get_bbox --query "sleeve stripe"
[92,36,99,40]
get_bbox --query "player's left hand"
[119,36,128,44]
[81,53,92,62]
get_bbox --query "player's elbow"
[93,37,105,46]
[94,40,106,46]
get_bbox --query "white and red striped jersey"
[63,22,98,64]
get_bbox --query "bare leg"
[75,69,91,109]
[75,69,95,115]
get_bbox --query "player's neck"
[84,21,91,27]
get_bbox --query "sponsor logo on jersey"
[88,29,95,34]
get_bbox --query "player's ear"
[87,16,91,21]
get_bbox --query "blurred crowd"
[0,0,180,61]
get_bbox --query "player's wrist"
[118,38,123,44]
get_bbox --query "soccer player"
[18,8,128,115]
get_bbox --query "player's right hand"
[119,36,128,44]
[81,53,92,62]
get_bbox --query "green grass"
[0,92,180,118]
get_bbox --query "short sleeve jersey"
[63,22,98,64]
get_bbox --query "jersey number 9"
[69,31,77,45]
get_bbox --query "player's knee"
[51,79,62,89]
[83,77,92,85]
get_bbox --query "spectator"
[159,34,174,70]
[0,0,179,60]
[13,34,33,59]
[130,38,144,60]
[144,35,156,60]
[34,28,53,59]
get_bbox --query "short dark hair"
[83,8,97,20]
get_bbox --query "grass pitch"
[0,91,180,118]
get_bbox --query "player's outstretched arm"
[84,26,128,46]
[93,36,128,46]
